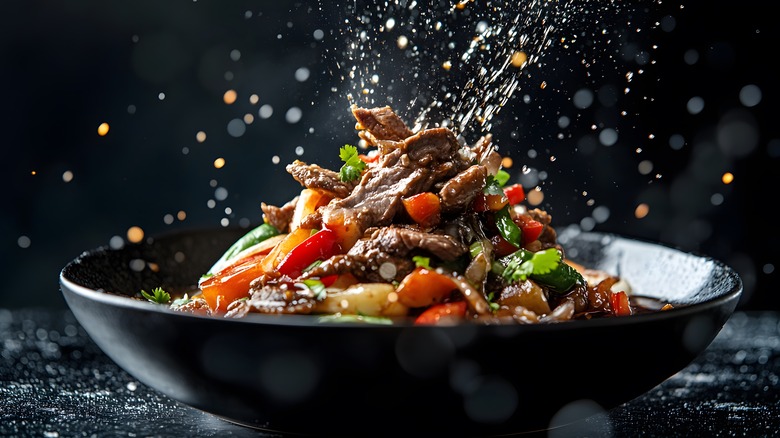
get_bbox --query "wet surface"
[1,308,778,437]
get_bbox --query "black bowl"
[59,226,742,436]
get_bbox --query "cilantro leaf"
[338,144,367,182]
[501,248,561,283]
[141,287,171,304]
[483,175,504,196]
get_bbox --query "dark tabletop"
[1,308,778,438]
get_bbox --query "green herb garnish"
[412,255,431,269]
[301,279,327,300]
[494,169,510,187]
[483,175,504,196]
[501,248,561,283]
[141,287,171,304]
[338,144,367,182]
[170,294,192,309]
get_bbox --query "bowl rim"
[59,228,743,331]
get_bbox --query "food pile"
[171,105,647,324]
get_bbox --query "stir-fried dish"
[160,104,671,324]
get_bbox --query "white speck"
[573,88,594,109]
[214,187,228,201]
[230,49,241,61]
[158,92,166,100]
[126,382,138,391]
[313,29,324,40]
[687,96,705,114]
[129,259,146,272]
[259,105,273,119]
[295,67,310,82]
[379,262,397,280]
[598,128,618,146]
[295,146,304,156]
[739,84,762,107]
[285,107,302,123]
[17,235,31,249]
[109,236,124,249]
[227,118,246,137]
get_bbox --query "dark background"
[1,1,775,311]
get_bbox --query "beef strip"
[286,160,355,198]
[320,126,464,248]
[261,196,298,233]
[351,105,414,142]
[303,225,468,283]
[238,282,317,315]
[439,164,488,214]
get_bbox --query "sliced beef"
[261,197,297,233]
[471,134,502,175]
[439,165,488,214]
[352,105,414,142]
[320,127,464,248]
[239,282,316,314]
[304,226,467,283]
[357,226,467,261]
[286,160,355,198]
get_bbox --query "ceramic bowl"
[60,226,742,436]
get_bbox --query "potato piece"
[314,283,409,317]
[497,279,551,316]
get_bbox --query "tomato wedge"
[414,301,468,325]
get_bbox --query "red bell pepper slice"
[414,301,468,325]
[514,214,544,244]
[610,290,632,316]
[402,192,441,228]
[503,184,525,205]
[276,228,342,279]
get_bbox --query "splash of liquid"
[324,0,625,138]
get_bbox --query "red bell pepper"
[610,290,632,316]
[414,301,468,325]
[472,193,508,212]
[396,267,457,308]
[276,228,342,279]
[402,192,441,228]
[503,183,525,205]
[514,214,544,244]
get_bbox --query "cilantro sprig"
[501,248,561,283]
[499,248,585,294]
[140,287,171,304]
[338,144,367,182]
